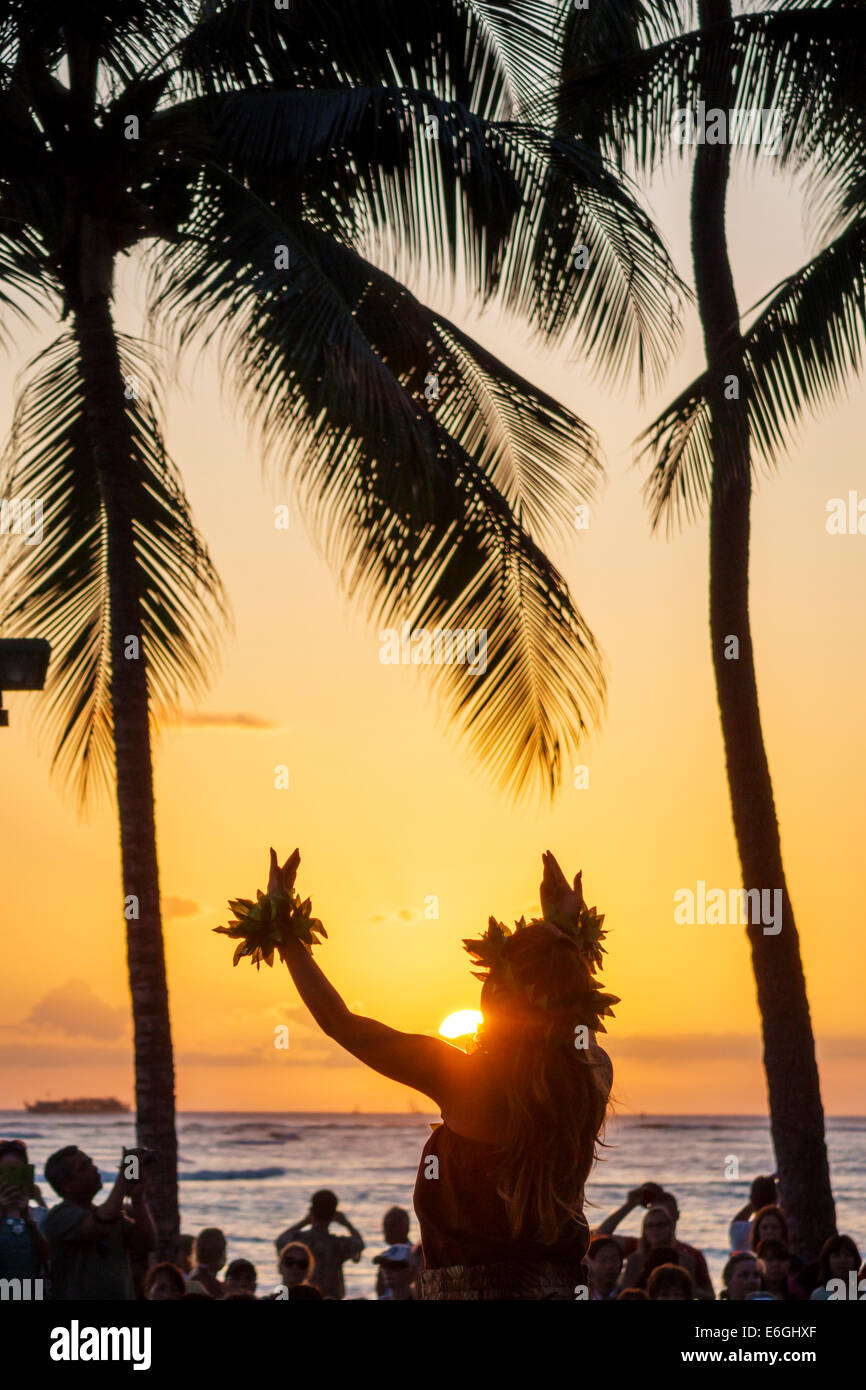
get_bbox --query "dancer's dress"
[413,1122,589,1300]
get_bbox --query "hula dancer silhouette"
[216,849,618,1300]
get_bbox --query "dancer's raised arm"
[281,935,469,1103]
[215,848,469,1104]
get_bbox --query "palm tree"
[681,0,836,1261]
[552,0,866,1256]
[0,1,682,1252]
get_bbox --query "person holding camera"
[43,1145,156,1300]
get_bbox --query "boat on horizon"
[23,1097,131,1115]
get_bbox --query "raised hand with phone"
[0,1140,49,1282]
[41,1143,157,1299]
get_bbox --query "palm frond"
[211,85,528,296]
[544,4,866,173]
[404,509,605,803]
[641,214,866,531]
[0,332,230,802]
[496,126,686,389]
[427,312,601,539]
[179,0,566,115]
[150,164,601,538]
[558,0,682,68]
[0,86,60,329]
[0,0,189,83]
[0,227,54,341]
[204,84,684,387]
[148,169,604,797]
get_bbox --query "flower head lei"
[462,852,620,1034]
[214,848,326,969]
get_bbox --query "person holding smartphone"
[0,1139,50,1284]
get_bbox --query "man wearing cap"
[375,1206,423,1298]
[374,1243,418,1300]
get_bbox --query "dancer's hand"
[268,848,300,898]
[540,850,586,925]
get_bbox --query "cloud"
[1,998,361,1073]
[25,981,127,1040]
[0,1029,373,1071]
[0,1040,260,1069]
[1,1041,131,1068]
[368,906,423,928]
[2,1023,861,1075]
[162,896,201,919]
[164,708,277,730]
[608,1033,866,1062]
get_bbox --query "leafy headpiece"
[462,853,619,1034]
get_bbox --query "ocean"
[3,1111,864,1299]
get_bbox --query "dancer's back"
[412,1030,612,1298]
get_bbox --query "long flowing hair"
[474,923,611,1244]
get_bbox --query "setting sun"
[439,1010,483,1040]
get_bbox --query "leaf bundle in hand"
[214,848,326,969]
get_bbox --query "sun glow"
[439,1010,483,1039]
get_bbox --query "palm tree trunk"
[692,0,835,1260]
[73,290,179,1260]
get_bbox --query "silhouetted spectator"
[757,1238,805,1301]
[587,1235,623,1301]
[225,1257,257,1298]
[145,1263,186,1300]
[189,1227,227,1298]
[375,1206,422,1297]
[749,1204,788,1251]
[44,1145,155,1300]
[730,1174,778,1251]
[274,1240,315,1292]
[598,1187,714,1299]
[648,1264,695,1300]
[634,1245,688,1290]
[173,1234,195,1274]
[0,1139,49,1284]
[654,1192,714,1299]
[373,1243,418,1300]
[810,1236,862,1300]
[274,1190,363,1299]
[721,1252,761,1301]
[748,1204,808,1285]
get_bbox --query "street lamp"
[0,639,51,727]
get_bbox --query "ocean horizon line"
[3,1107,865,1120]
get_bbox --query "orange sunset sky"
[1,144,864,1114]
